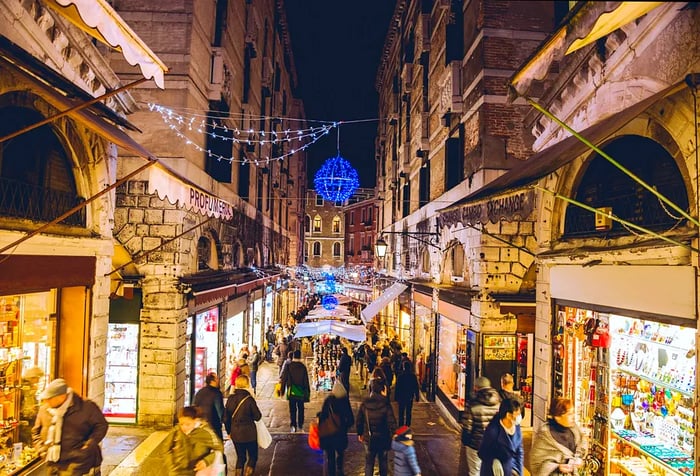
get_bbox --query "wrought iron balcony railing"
[0,177,86,227]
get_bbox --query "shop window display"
[554,306,695,476]
[0,292,57,473]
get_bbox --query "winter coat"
[392,439,421,476]
[32,392,108,474]
[380,359,394,387]
[248,351,261,372]
[394,371,419,403]
[337,352,352,374]
[530,421,583,476]
[460,387,501,450]
[274,342,289,367]
[356,393,397,451]
[193,384,225,441]
[279,359,310,401]
[319,395,355,451]
[478,418,523,476]
[224,389,262,443]
[163,421,223,475]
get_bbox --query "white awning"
[360,282,407,323]
[294,321,366,341]
[45,0,168,88]
[148,164,235,220]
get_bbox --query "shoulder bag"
[318,404,341,438]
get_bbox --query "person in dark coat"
[356,379,397,476]
[273,338,289,375]
[392,426,422,476]
[319,380,355,476]
[248,345,261,394]
[478,398,524,476]
[279,349,310,432]
[193,372,225,442]
[337,346,353,393]
[224,374,262,476]
[379,357,394,398]
[32,378,109,476]
[461,376,502,476]
[394,361,420,426]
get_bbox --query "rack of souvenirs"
[311,335,342,392]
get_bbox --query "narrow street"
[102,359,532,475]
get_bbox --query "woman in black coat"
[319,380,355,476]
[224,374,262,475]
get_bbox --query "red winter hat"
[394,425,413,441]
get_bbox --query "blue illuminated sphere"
[314,155,360,203]
[322,295,339,310]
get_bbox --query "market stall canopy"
[294,321,366,341]
[306,305,353,320]
[44,0,168,88]
[360,282,407,324]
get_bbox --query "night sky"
[285,1,397,188]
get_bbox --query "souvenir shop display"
[555,306,696,476]
[312,335,342,391]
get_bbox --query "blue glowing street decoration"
[313,155,360,203]
[322,295,339,310]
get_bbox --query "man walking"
[460,376,501,476]
[356,379,397,476]
[337,346,352,393]
[33,378,109,475]
[279,349,310,432]
[193,372,225,442]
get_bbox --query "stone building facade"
[106,0,307,426]
[304,190,345,268]
[374,0,554,422]
[344,188,378,269]
[0,0,164,431]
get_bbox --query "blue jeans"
[250,370,257,392]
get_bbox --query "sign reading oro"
[438,189,535,228]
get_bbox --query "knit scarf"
[45,390,73,462]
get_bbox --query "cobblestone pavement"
[94,357,532,475]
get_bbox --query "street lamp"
[374,237,388,258]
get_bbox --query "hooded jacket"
[478,417,523,476]
[279,359,310,401]
[460,386,501,450]
[163,421,223,475]
[356,392,397,451]
[392,438,421,476]
[319,381,355,450]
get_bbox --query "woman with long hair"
[224,374,262,476]
[318,380,355,476]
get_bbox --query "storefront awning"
[360,282,408,323]
[294,321,367,341]
[438,81,682,219]
[187,271,281,307]
[511,2,663,96]
[44,0,168,88]
[148,163,235,220]
[0,39,156,160]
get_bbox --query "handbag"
[308,420,321,450]
[288,383,306,399]
[318,405,341,438]
[255,419,272,449]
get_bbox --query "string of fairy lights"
[148,102,340,165]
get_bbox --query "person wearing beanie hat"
[318,380,355,476]
[32,378,108,475]
[460,375,501,476]
[392,426,422,476]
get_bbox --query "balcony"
[0,177,86,226]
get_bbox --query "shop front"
[547,264,696,476]
[412,289,436,401]
[225,296,247,386]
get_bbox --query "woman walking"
[319,380,355,476]
[224,374,263,476]
[477,398,524,476]
[530,398,585,476]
